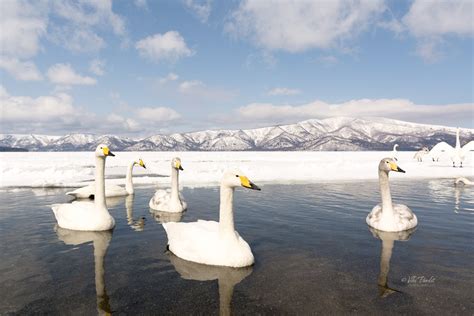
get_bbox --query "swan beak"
[390,162,405,173]
[240,176,261,190]
[175,161,183,171]
[179,166,184,171]
[103,147,115,157]
[139,159,146,169]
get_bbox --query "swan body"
[149,157,187,213]
[413,147,429,162]
[52,145,116,231]
[163,170,261,268]
[392,144,399,161]
[429,128,474,167]
[455,177,473,185]
[367,158,417,232]
[66,159,146,199]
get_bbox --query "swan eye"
[235,175,239,177]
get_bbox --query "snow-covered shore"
[0,151,472,188]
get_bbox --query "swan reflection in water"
[55,227,113,315]
[125,195,146,231]
[168,253,252,316]
[150,208,183,224]
[369,227,416,298]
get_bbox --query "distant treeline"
[0,146,28,152]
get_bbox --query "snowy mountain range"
[1,117,473,152]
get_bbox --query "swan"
[66,158,146,199]
[52,144,116,231]
[369,227,416,297]
[167,252,252,315]
[149,157,187,213]
[429,128,474,167]
[162,169,261,268]
[455,177,473,186]
[413,147,429,162]
[366,158,418,232]
[55,227,112,315]
[392,144,399,161]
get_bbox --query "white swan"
[52,144,115,231]
[392,144,399,161]
[366,158,418,232]
[55,227,112,315]
[413,147,429,162]
[429,128,474,167]
[66,158,146,199]
[455,177,473,186]
[369,227,416,297]
[149,157,187,213]
[163,170,261,268]
[168,253,252,315]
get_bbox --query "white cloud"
[47,63,97,85]
[134,0,148,9]
[179,80,205,93]
[226,0,385,52]
[0,56,42,81]
[159,72,179,84]
[48,0,126,53]
[135,107,181,122]
[400,0,473,61]
[0,0,48,59]
[0,86,77,123]
[234,99,474,126]
[267,87,301,96]
[184,0,212,23]
[89,59,106,76]
[135,31,194,62]
[0,86,183,135]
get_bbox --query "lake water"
[0,179,473,315]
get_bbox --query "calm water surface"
[0,180,473,315]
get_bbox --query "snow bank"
[0,151,472,188]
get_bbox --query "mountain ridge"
[1,117,473,152]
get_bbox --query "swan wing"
[163,220,220,264]
[461,141,474,155]
[429,142,453,157]
[66,185,95,198]
[66,184,126,198]
[149,189,171,210]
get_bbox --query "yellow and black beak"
[103,147,115,157]
[390,162,405,173]
[139,159,146,169]
[240,175,261,191]
[175,161,183,171]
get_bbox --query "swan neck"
[95,156,107,209]
[219,185,235,237]
[125,162,134,195]
[456,128,460,149]
[170,167,179,203]
[379,170,394,215]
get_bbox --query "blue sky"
[0,0,473,136]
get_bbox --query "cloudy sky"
[0,0,473,136]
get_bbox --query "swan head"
[135,158,146,169]
[95,144,115,158]
[379,158,405,173]
[221,169,261,190]
[172,157,183,171]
